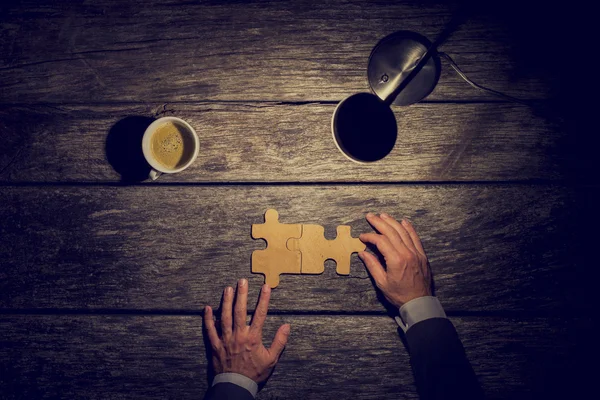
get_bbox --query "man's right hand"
[359,213,432,308]
[204,280,290,385]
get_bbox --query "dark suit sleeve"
[405,318,484,400]
[203,382,255,400]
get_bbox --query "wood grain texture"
[0,103,568,183]
[0,315,590,399]
[0,3,587,400]
[0,185,591,313]
[0,0,557,103]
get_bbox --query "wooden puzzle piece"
[251,209,302,288]
[287,224,366,276]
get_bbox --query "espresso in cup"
[142,116,199,180]
[150,121,196,169]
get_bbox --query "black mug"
[332,92,397,163]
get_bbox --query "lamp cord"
[438,52,530,105]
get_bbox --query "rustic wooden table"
[0,1,594,399]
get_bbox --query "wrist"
[389,290,432,308]
[395,296,446,333]
[213,373,259,398]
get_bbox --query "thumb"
[268,324,290,362]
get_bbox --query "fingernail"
[204,305,209,312]
[381,213,389,219]
[225,286,233,294]
[262,284,271,293]
[357,251,364,259]
[366,212,374,218]
[239,278,247,287]
[401,219,409,226]
[282,324,290,334]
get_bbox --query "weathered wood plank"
[0,315,589,399]
[0,103,567,183]
[0,185,591,313]
[0,0,558,103]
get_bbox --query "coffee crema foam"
[150,122,194,170]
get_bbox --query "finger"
[221,286,234,339]
[380,213,417,252]
[203,305,222,351]
[400,219,426,256]
[365,213,409,253]
[359,232,402,268]
[358,251,387,288]
[250,284,271,334]
[234,278,248,331]
[268,324,291,362]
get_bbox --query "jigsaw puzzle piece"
[251,209,302,288]
[287,224,365,276]
[331,225,366,275]
[287,224,327,274]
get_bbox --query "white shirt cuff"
[394,296,447,333]
[212,373,258,398]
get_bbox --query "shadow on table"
[459,0,594,181]
[105,116,155,183]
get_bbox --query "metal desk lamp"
[332,15,527,164]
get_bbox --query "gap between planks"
[0,180,587,187]
[0,99,549,107]
[0,309,588,318]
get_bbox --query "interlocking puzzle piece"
[251,209,302,288]
[287,224,366,276]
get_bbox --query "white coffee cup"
[142,116,199,180]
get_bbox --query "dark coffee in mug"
[332,93,397,163]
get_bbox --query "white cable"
[438,52,530,105]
